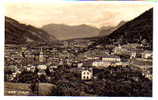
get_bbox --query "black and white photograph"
[4,2,153,97]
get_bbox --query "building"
[30,65,36,72]
[49,65,58,72]
[37,70,46,76]
[142,51,152,59]
[92,60,111,68]
[102,55,121,62]
[59,60,64,66]
[39,48,44,63]
[130,52,136,59]
[81,68,93,80]
[113,45,124,54]
[37,65,47,70]
[77,63,83,68]
[129,48,144,58]
[111,62,123,67]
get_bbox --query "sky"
[5,2,153,28]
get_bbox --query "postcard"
[1,1,157,99]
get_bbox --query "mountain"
[91,8,153,49]
[42,24,100,40]
[99,21,126,37]
[5,16,56,44]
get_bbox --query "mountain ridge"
[99,21,126,37]
[5,16,57,44]
[42,23,100,40]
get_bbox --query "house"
[21,47,27,52]
[37,70,46,76]
[59,60,64,66]
[50,65,58,69]
[49,65,58,72]
[83,60,93,67]
[25,64,32,72]
[37,64,47,70]
[130,52,136,59]
[12,72,17,78]
[111,62,123,67]
[92,60,111,68]
[81,68,93,80]
[102,55,121,62]
[30,65,36,72]
[16,69,21,74]
[77,63,83,68]
[142,51,152,59]
[129,48,144,58]
[113,45,125,54]
[26,67,31,72]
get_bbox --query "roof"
[93,60,113,63]
[102,55,120,58]
[37,64,47,69]
[127,48,144,53]
[143,50,152,54]
[82,70,92,73]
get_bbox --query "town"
[4,40,152,96]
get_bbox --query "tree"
[52,80,80,96]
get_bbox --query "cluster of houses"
[92,55,121,68]
[113,45,152,59]
[5,42,153,82]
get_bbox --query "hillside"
[5,17,56,44]
[42,24,100,40]
[99,21,126,37]
[90,8,153,49]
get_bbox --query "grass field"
[4,82,56,96]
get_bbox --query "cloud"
[5,2,153,28]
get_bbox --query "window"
[83,76,86,79]
[87,76,89,79]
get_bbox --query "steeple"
[39,48,44,63]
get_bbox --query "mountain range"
[42,24,100,40]
[42,20,126,40]
[5,8,152,47]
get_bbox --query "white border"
[2,0,158,4]
[153,2,158,100]
[0,1,157,100]
[0,1,4,97]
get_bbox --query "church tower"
[39,48,44,63]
